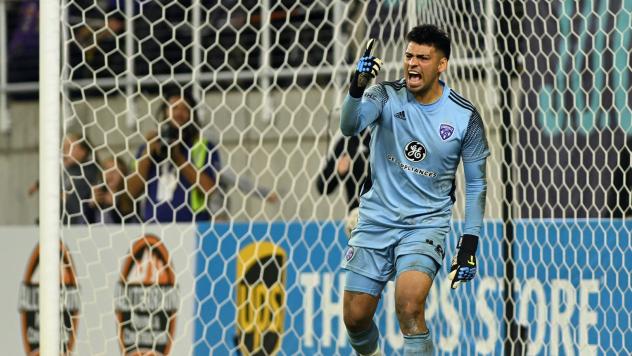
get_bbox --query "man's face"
[403,42,447,94]
[62,137,87,166]
[166,96,191,127]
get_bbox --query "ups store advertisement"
[1,220,630,355]
[193,221,507,355]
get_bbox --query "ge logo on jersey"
[404,140,427,162]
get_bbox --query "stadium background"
[0,0,630,355]
[0,0,506,225]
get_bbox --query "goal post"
[27,0,632,355]
[39,0,61,355]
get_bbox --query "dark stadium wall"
[518,0,632,218]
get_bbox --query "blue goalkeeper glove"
[448,234,478,289]
[349,38,383,98]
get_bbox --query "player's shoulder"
[446,88,487,141]
[446,88,480,119]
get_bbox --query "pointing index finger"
[363,38,376,57]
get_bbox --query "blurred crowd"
[9,0,411,224]
[28,84,279,224]
[25,81,377,225]
[6,0,333,84]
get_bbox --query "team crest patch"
[345,246,355,262]
[439,124,455,140]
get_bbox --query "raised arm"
[341,38,384,136]
[340,85,385,136]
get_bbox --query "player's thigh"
[343,269,385,331]
[394,269,433,333]
[395,270,433,309]
[343,289,380,331]
[394,254,438,317]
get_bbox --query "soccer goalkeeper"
[340,25,489,355]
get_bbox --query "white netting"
[13,0,628,355]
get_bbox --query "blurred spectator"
[316,130,371,212]
[201,0,331,75]
[126,85,220,222]
[202,0,259,71]
[61,132,101,224]
[91,156,137,223]
[126,84,278,223]
[26,133,107,224]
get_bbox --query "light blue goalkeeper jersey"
[340,79,489,248]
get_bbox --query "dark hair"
[158,83,201,142]
[406,24,451,59]
[159,83,199,123]
[65,132,93,156]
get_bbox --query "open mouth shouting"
[407,70,422,87]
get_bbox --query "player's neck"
[414,81,443,105]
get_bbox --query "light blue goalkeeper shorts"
[341,225,448,297]
[343,250,442,297]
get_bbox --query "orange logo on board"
[18,242,80,356]
[115,235,179,356]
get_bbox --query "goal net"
[27,0,631,355]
